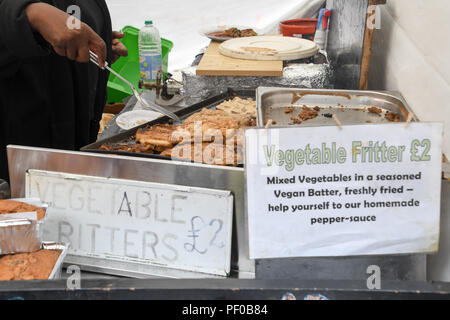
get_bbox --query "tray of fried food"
[0,242,69,281]
[134,109,251,166]
[135,124,180,152]
[178,108,253,139]
[83,89,257,166]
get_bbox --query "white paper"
[245,122,443,259]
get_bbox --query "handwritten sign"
[245,122,443,259]
[26,170,233,277]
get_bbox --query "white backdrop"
[105,0,324,71]
[369,0,450,159]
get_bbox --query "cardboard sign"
[26,170,234,277]
[245,123,443,259]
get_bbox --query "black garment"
[0,0,113,182]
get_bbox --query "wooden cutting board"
[219,36,318,61]
[196,41,283,77]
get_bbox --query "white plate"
[219,36,319,61]
[200,25,262,42]
[116,110,163,130]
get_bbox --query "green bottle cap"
[145,20,153,25]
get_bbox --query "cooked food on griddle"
[161,142,242,166]
[180,108,253,141]
[136,124,181,148]
[99,102,256,167]
[183,108,253,126]
[216,97,257,118]
[99,142,155,154]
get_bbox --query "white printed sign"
[245,123,443,259]
[26,170,233,277]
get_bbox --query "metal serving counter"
[5,86,450,286]
[7,145,255,278]
[7,148,450,283]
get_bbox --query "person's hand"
[111,31,128,64]
[26,2,107,67]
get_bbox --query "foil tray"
[43,242,70,280]
[0,242,69,281]
[0,199,48,255]
[0,219,41,255]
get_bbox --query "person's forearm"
[25,2,66,35]
[25,2,47,32]
[23,1,106,66]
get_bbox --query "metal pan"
[256,87,416,127]
[82,88,256,162]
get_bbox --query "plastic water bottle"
[139,20,162,87]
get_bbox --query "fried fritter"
[180,109,252,142]
[100,142,155,154]
[136,124,180,148]
[216,97,257,118]
[161,142,242,166]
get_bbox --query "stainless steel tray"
[256,87,416,127]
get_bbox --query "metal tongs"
[89,50,181,123]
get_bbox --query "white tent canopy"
[106,0,325,71]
